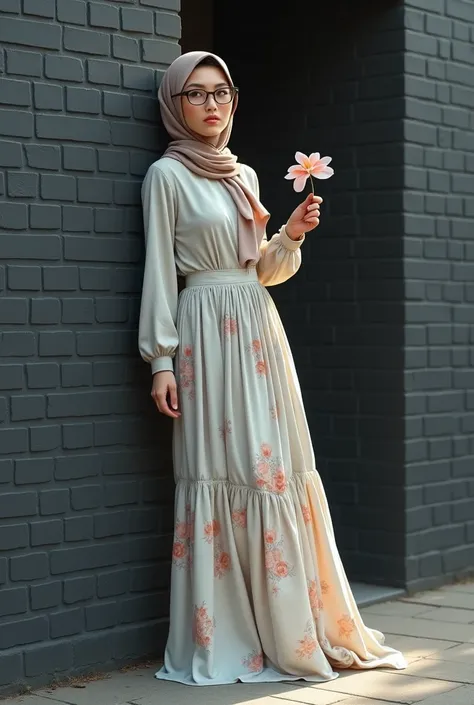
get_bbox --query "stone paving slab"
[387,657,474,684]
[362,614,474,642]
[378,634,457,663]
[425,642,474,664]
[410,685,474,705]
[315,671,458,704]
[417,606,474,623]
[402,589,474,610]
[360,602,430,619]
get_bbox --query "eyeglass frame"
[171,86,239,105]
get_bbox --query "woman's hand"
[286,193,322,241]
[151,371,181,418]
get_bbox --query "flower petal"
[308,152,321,165]
[284,173,296,180]
[293,175,308,192]
[313,166,334,179]
[320,156,332,166]
[288,165,309,177]
[295,151,309,167]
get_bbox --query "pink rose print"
[264,530,294,595]
[179,345,195,400]
[193,603,215,651]
[253,443,287,494]
[338,614,355,638]
[301,505,311,524]
[203,519,231,580]
[223,314,238,338]
[231,508,247,528]
[172,504,195,570]
[242,649,263,673]
[203,519,220,544]
[296,620,318,660]
[247,338,267,378]
[308,579,323,618]
[214,550,231,579]
[219,418,232,441]
[321,580,330,595]
[270,400,280,420]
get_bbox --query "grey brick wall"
[403,0,474,592]
[0,0,179,694]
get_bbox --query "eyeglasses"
[172,86,239,106]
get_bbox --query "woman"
[138,50,406,686]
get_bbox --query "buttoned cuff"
[151,356,174,374]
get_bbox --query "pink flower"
[285,151,334,192]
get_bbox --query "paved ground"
[5,581,474,705]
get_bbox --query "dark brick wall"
[403,0,474,592]
[0,0,179,694]
[217,0,407,587]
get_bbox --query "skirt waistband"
[185,267,258,288]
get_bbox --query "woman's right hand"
[151,371,181,418]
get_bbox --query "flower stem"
[309,175,314,195]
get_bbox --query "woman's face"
[180,64,235,146]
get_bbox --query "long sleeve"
[138,163,178,375]
[243,166,305,287]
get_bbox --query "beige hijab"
[158,51,270,267]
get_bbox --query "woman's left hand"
[286,193,322,241]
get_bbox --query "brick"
[63,205,93,232]
[6,48,41,77]
[94,510,127,538]
[0,108,33,139]
[142,38,179,64]
[30,204,61,230]
[0,202,28,229]
[43,266,79,291]
[39,487,69,515]
[39,331,75,356]
[74,632,112,666]
[0,17,61,50]
[121,7,153,33]
[0,459,14,483]
[64,515,93,541]
[45,54,84,82]
[155,11,181,38]
[95,298,128,323]
[51,542,123,574]
[15,457,53,484]
[0,0,20,11]
[0,523,28,550]
[11,395,46,421]
[26,144,61,171]
[7,172,38,199]
[0,298,27,324]
[77,177,113,203]
[122,64,154,91]
[114,181,141,205]
[97,568,129,597]
[0,653,22,687]
[50,608,84,638]
[36,114,110,143]
[62,145,94,171]
[94,208,124,232]
[23,0,55,16]
[33,82,63,110]
[112,35,139,62]
[89,2,120,29]
[111,121,159,149]
[0,331,35,356]
[30,518,63,546]
[57,0,86,25]
[142,0,179,7]
[61,362,92,387]
[64,575,95,603]
[0,616,48,649]
[86,601,118,630]
[55,453,100,479]
[0,364,23,390]
[30,581,62,610]
[0,139,22,167]
[0,587,28,618]
[11,552,48,581]
[447,0,474,21]
[30,424,61,452]
[0,77,31,106]
[87,58,121,86]
[64,26,110,55]
[80,266,112,290]
[70,484,101,510]
[41,173,76,201]
[25,641,73,677]
[31,298,61,325]
[104,91,132,117]
[66,86,101,114]
[97,149,128,174]
[62,298,94,324]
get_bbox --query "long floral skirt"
[156,267,406,686]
